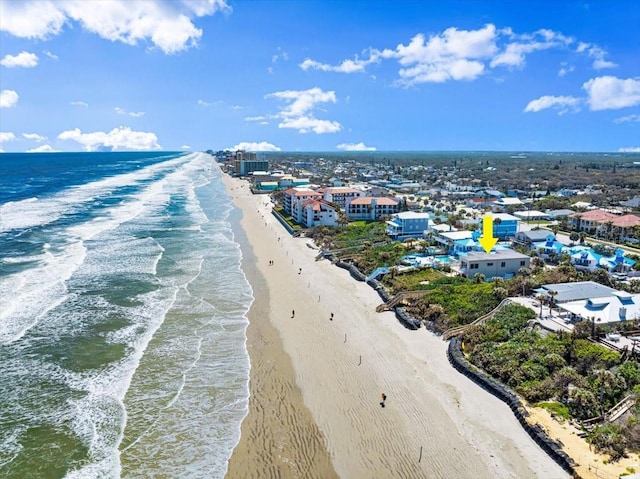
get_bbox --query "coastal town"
[217,148,640,479]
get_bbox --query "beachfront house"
[459,249,530,279]
[300,199,338,227]
[534,281,619,305]
[320,187,364,209]
[346,196,400,221]
[283,187,323,223]
[385,211,431,240]
[558,292,640,325]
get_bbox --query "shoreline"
[222,173,570,478]
[224,176,338,479]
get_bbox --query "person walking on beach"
[298,267,302,274]
[380,392,387,408]
[330,312,334,321]
[291,310,295,318]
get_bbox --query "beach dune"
[223,174,569,479]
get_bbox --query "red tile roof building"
[346,196,400,221]
[570,209,640,240]
[300,199,339,227]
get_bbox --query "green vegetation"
[536,401,570,421]
[383,268,446,292]
[460,304,640,460]
[307,222,387,250]
[349,242,412,274]
[273,207,303,231]
[397,280,500,331]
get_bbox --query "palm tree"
[337,211,349,227]
[548,289,558,311]
[579,231,587,245]
[473,273,486,284]
[536,294,546,318]
[604,220,614,240]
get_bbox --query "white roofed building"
[559,292,640,325]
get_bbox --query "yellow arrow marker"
[478,215,498,253]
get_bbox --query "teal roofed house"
[453,238,480,256]
[600,249,636,274]
[570,249,599,271]
[532,234,564,258]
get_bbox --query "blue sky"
[0,0,639,153]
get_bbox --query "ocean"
[0,151,253,478]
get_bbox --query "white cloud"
[245,115,267,122]
[0,132,16,152]
[300,55,381,74]
[302,24,499,85]
[71,101,88,107]
[42,50,58,59]
[1,51,38,68]
[266,87,342,134]
[577,42,617,70]
[272,46,289,63]
[583,76,640,111]
[58,126,161,151]
[0,1,67,39]
[614,114,640,124]
[197,99,213,107]
[181,144,191,149]
[524,95,581,114]
[337,142,376,151]
[230,141,280,151]
[231,105,243,110]
[278,116,342,134]
[619,147,640,153]
[0,0,231,54]
[22,133,47,142]
[0,90,19,108]
[26,144,60,153]
[0,132,16,143]
[299,24,619,88]
[115,106,145,117]
[393,25,499,85]
[490,29,573,69]
[558,63,574,77]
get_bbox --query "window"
[501,262,506,267]
[487,262,493,266]
[520,260,526,266]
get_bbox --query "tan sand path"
[223,174,570,479]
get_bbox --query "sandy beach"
[223,173,570,479]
